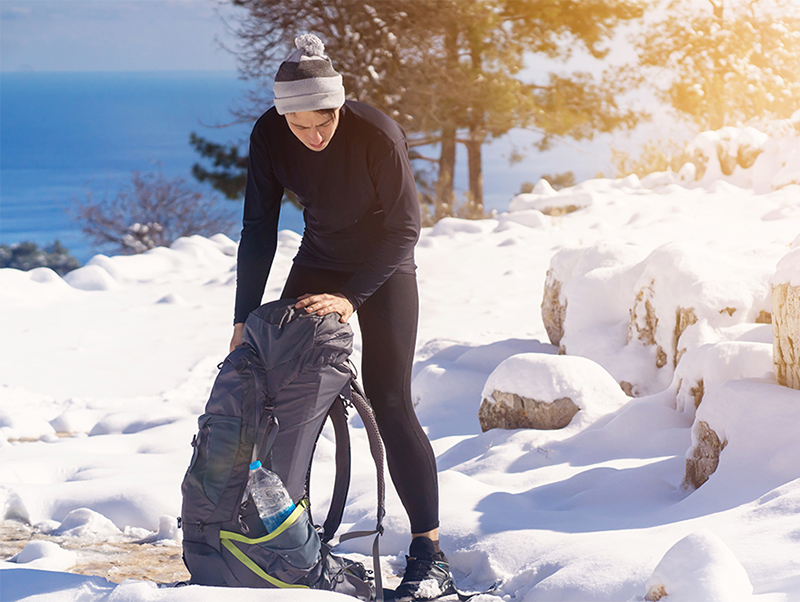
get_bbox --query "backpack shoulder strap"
[337,376,386,602]
[320,395,352,543]
[344,377,386,537]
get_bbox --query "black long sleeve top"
[233,100,421,324]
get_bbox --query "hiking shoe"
[394,537,455,601]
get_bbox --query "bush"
[612,138,692,178]
[0,241,82,275]
[73,171,237,255]
[541,171,576,190]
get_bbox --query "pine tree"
[0,241,81,275]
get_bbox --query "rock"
[478,391,580,431]
[673,307,698,367]
[628,280,666,367]
[755,310,771,324]
[628,285,699,370]
[772,282,800,389]
[541,269,566,349]
[684,420,727,489]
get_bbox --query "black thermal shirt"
[233,100,421,324]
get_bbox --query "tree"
[0,241,81,275]
[417,0,646,217]
[189,132,248,200]
[215,0,646,220]
[73,171,236,255]
[635,0,800,130]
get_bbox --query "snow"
[2,120,800,601]
[773,247,800,287]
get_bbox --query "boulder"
[684,420,727,490]
[478,391,579,431]
[541,268,566,350]
[772,280,800,390]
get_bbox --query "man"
[229,34,452,600]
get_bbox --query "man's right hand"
[230,323,245,353]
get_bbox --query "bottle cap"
[249,460,262,470]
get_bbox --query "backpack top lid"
[241,300,354,395]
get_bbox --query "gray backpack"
[180,299,385,600]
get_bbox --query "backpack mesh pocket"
[220,501,322,588]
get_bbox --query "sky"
[0,0,242,72]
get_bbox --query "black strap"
[321,396,352,543]
[346,377,386,602]
[348,380,386,533]
[302,367,387,602]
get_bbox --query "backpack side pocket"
[182,413,243,524]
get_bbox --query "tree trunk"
[436,124,456,220]
[435,24,459,220]
[466,29,485,219]
[465,132,484,218]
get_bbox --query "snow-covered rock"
[771,247,800,389]
[543,240,774,396]
[644,530,752,602]
[53,508,123,540]
[672,342,773,413]
[684,378,800,492]
[478,353,628,431]
[509,188,594,216]
[9,540,78,571]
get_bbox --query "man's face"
[285,109,340,152]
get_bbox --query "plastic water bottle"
[246,460,296,532]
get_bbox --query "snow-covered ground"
[1,115,800,601]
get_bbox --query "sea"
[0,70,611,265]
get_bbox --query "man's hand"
[230,323,245,353]
[295,293,354,323]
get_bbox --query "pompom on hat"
[273,34,345,115]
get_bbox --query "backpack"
[180,299,386,600]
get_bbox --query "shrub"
[74,171,236,255]
[541,171,576,190]
[0,240,82,275]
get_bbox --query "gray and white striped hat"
[273,34,345,115]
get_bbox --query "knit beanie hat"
[273,34,345,115]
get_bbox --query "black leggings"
[281,264,439,534]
